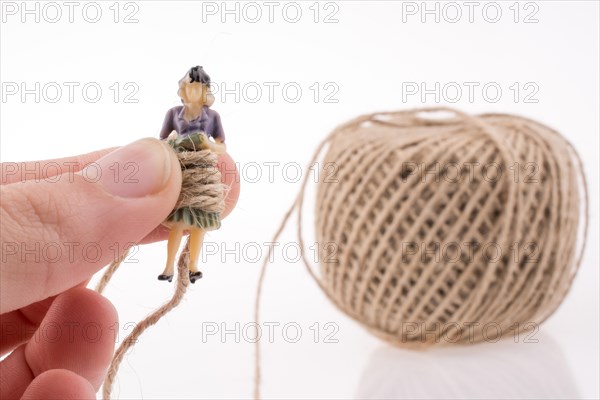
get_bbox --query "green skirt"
[166,207,221,231]
[165,131,221,231]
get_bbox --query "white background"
[1,1,599,399]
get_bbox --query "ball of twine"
[315,108,588,346]
[254,107,588,397]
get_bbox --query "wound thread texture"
[96,147,225,399]
[254,107,588,398]
[174,150,226,213]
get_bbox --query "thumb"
[0,138,182,313]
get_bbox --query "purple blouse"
[160,105,225,142]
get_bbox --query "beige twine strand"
[96,148,225,399]
[95,250,130,294]
[101,240,190,399]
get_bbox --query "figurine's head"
[178,66,214,107]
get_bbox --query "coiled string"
[253,107,589,399]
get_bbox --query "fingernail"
[80,138,172,198]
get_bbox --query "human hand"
[0,138,240,398]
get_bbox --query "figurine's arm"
[209,138,227,154]
[159,108,176,140]
[208,111,227,154]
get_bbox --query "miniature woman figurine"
[158,66,226,283]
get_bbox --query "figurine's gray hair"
[189,65,210,84]
[179,66,215,107]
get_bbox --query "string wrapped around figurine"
[95,66,229,399]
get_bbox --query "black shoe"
[189,271,203,283]
[158,274,173,282]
